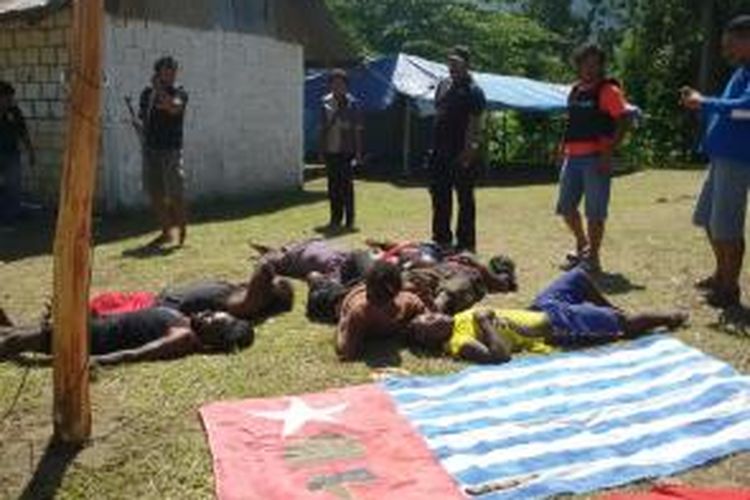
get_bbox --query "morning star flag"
[200,336,750,499]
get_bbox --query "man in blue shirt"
[683,15,750,308]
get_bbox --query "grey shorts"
[143,149,184,202]
[693,159,750,240]
[556,155,612,221]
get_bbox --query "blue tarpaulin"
[305,53,573,117]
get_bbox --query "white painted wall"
[102,15,304,211]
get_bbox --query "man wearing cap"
[683,15,750,308]
[429,46,487,253]
[137,56,189,247]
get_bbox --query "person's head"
[409,312,454,350]
[723,15,750,65]
[265,276,295,315]
[329,68,349,98]
[448,46,471,81]
[154,56,179,86]
[365,260,402,306]
[0,81,15,110]
[572,43,607,84]
[192,311,254,352]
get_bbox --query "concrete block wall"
[0,8,71,205]
[102,16,304,211]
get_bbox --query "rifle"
[124,95,144,147]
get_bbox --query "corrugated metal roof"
[0,0,67,19]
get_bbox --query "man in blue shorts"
[409,268,687,364]
[557,44,631,272]
[683,15,750,308]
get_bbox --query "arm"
[155,89,187,116]
[474,310,512,363]
[228,261,275,319]
[457,338,497,364]
[599,85,632,171]
[318,104,328,160]
[16,109,34,166]
[93,328,198,366]
[354,104,364,163]
[336,310,365,361]
[701,87,750,115]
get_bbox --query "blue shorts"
[556,155,612,221]
[532,268,622,344]
[693,159,750,240]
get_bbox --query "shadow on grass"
[19,440,82,500]
[312,224,361,241]
[0,189,328,263]
[362,338,403,369]
[356,165,641,190]
[595,272,647,295]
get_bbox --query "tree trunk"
[52,0,104,444]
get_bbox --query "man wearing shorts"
[684,16,750,308]
[557,44,631,272]
[138,56,189,247]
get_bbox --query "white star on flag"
[249,397,348,438]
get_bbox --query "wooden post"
[52,0,104,444]
[402,100,412,175]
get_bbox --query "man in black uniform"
[0,81,35,223]
[430,47,486,253]
[136,56,189,247]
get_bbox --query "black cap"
[449,46,471,65]
[727,15,750,36]
[154,56,178,73]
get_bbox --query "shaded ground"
[0,170,748,499]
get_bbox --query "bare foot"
[667,312,689,330]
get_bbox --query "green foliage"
[325,0,569,78]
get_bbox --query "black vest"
[564,79,620,142]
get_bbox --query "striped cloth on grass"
[384,335,750,499]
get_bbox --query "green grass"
[1,170,749,499]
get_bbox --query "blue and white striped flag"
[384,335,750,499]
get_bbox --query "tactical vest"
[564,79,620,142]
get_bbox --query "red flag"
[200,384,462,500]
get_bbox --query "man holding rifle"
[133,56,189,247]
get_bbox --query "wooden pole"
[52,0,104,444]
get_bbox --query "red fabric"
[89,291,156,316]
[604,484,750,500]
[200,384,462,500]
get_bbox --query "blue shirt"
[702,65,750,164]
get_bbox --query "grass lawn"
[1,169,749,499]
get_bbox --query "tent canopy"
[305,53,574,116]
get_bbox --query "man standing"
[0,81,35,223]
[430,46,486,253]
[319,69,364,231]
[684,15,750,308]
[137,56,188,247]
[557,44,630,272]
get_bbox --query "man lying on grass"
[155,260,294,320]
[336,261,428,361]
[0,307,253,365]
[409,267,688,364]
[306,248,517,324]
